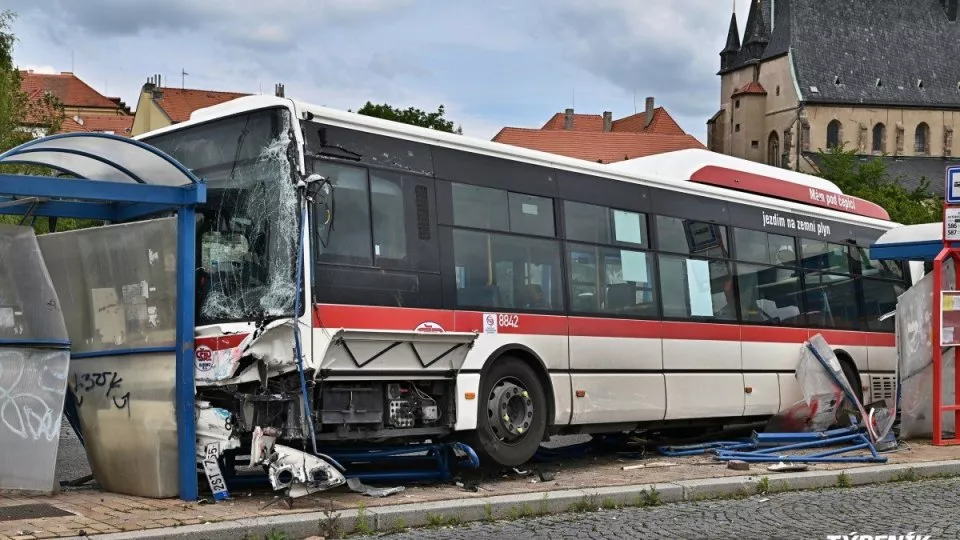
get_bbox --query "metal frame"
[0,132,207,500]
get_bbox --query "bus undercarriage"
[193,319,478,498]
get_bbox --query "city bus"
[136,95,915,477]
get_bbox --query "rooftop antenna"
[181,68,189,90]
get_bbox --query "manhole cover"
[0,503,74,521]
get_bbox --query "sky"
[6,0,754,143]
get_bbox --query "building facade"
[19,70,134,137]
[707,0,960,195]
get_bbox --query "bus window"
[564,201,649,248]
[656,216,728,259]
[799,239,852,274]
[452,183,509,232]
[452,229,563,311]
[802,272,859,329]
[371,172,407,263]
[733,229,797,266]
[658,255,736,320]
[314,162,373,265]
[861,278,906,332]
[567,243,657,316]
[736,263,803,325]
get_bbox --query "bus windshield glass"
[141,106,300,325]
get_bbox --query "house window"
[767,131,780,167]
[826,120,842,149]
[735,124,741,133]
[872,123,885,153]
[751,140,759,148]
[915,122,930,154]
[735,99,741,109]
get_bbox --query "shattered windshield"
[142,107,300,325]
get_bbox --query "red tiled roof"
[541,113,605,131]
[53,114,135,136]
[19,71,121,109]
[611,109,687,135]
[151,87,250,123]
[492,128,706,163]
[732,82,768,97]
[538,108,687,136]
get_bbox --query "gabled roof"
[490,128,705,164]
[732,82,768,97]
[19,71,121,109]
[538,108,686,136]
[149,87,250,123]
[721,0,960,108]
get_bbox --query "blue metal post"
[175,207,198,501]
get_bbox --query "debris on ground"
[727,460,750,471]
[768,462,809,472]
[346,478,405,498]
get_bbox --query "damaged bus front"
[139,98,476,499]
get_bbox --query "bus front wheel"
[472,356,547,467]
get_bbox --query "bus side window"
[452,229,563,312]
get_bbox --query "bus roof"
[143,94,894,227]
[606,149,890,221]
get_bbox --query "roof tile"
[19,71,121,109]
[152,87,250,123]
[732,81,768,97]
[492,128,705,163]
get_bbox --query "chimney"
[645,97,655,127]
[275,83,285,97]
[564,108,574,130]
[602,111,612,132]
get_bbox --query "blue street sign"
[947,166,960,204]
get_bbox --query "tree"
[814,143,942,225]
[355,101,463,134]
[0,10,92,233]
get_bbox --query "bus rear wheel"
[472,356,547,467]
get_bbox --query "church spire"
[742,0,769,61]
[719,10,741,71]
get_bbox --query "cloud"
[5,0,748,144]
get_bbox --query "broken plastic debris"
[346,477,405,498]
[767,462,809,472]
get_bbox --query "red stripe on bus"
[196,333,248,351]
[313,304,895,347]
[689,165,891,221]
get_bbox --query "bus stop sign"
[947,166,960,205]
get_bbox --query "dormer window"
[918,79,924,89]
[834,75,841,85]
[876,78,883,88]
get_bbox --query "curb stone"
[63,459,960,539]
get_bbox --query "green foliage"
[814,143,942,225]
[355,101,463,134]
[0,10,96,234]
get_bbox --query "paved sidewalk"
[1,439,958,539]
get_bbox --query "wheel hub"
[487,380,534,443]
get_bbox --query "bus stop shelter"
[869,222,942,262]
[0,132,206,501]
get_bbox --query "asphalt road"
[55,415,92,485]
[381,476,960,540]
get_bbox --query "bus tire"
[472,356,547,467]
[839,358,864,405]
